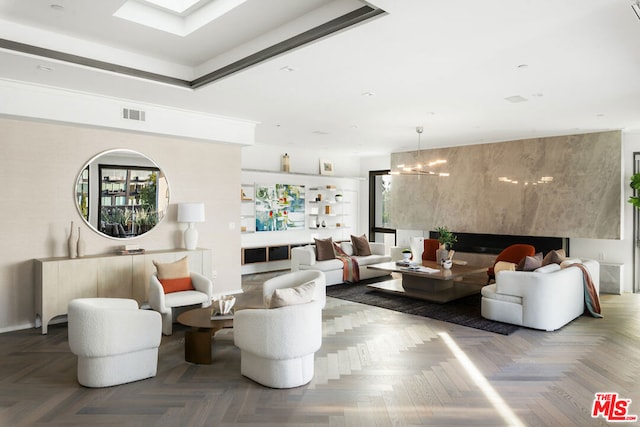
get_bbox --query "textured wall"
[0,117,242,332]
[390,131,621,239]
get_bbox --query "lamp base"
[184,225,199,250]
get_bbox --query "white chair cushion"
[163,290,210,308]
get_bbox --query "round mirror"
[75,149,170,239]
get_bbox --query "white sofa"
[68,298,162,387]
[234,270,326,388]
[481,259,600,331]
[290,242,392,285]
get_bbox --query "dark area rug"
[326,279,520,335]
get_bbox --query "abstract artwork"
[255,183,305,231]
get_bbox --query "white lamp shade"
[177,203,205,223]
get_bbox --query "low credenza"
[34,248,211,334]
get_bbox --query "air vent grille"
[122,108,146,121]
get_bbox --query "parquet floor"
[0,281,638,426]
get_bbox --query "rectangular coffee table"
[367,260,489,303]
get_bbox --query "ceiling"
[1,0,640,156]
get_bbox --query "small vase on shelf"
[67,221,77,259]
[77,227,86,258]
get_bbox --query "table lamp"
[177,203,205,250]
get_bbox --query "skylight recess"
[114,0,248,36]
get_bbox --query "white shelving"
[240,184,256,234]
[308,186,353,240]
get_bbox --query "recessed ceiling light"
[361,91,375,97]
[505,95,528,103]
[596,113,605,117]
[517,64,528,69]
[50,4,64,11]
[280,66,295,72]
[37,65,54,72]
[312,130,329,135]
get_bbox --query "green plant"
[629,173,640,209]
[401,248,412,254]
[436,226,457,249]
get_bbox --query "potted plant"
[628,173,640,209]
[436,226,457,264]
[436,226,457,250]
[401,248,412,261]
[335,194,343,202]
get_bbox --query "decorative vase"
[77,227,86,257]
[67,221,77,259]
[335,195,343,202]
[321,220,327,228]
[436,244,449,265]
[402,252,411,261]
[410,237,424,263]
[281,153,290,172]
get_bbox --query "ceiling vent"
[122,108,146,121]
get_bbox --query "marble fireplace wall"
[389,131,621,239]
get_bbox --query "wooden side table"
[176,308,234,364]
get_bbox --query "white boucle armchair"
[149,272,213,335]
[67,298,162,388]
[234,270,326,388]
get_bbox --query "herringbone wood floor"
[0,286,638,426]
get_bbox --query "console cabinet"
[34,248,211,334]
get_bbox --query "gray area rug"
[326,279,520,335]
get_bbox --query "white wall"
[0,117,243,332]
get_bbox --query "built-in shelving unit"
[307,186,354,240]
[240,183,256,234]
[240,169,361,273]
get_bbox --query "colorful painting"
[255,184,305,231]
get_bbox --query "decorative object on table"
[212,295,236,316]
[335,194,343,202]
[76,226,86,257]
[281,153,290,172]
[67,221,77,259]
[401,248,412,261]
[410,236,424,262]
[255,184,305,231]
[442,259,453,269]
[325,205,332,214]
[118,244,146,255]
[319,159,334,175]
[177,202,205,250]
[436,226,457,264]
[321,220,326,228]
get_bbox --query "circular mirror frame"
[74,149,170,240]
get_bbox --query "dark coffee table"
[367,260,488,303]
[176,308,234,364]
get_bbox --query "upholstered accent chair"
[422,238,440,262]
[68,298,162,388]
[149,271,213,335]
[486,244,536,284]
[234,270,326,388]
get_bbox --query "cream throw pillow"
[267,281,316,309]
[153,256,193,293]
[494,261,517,275]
